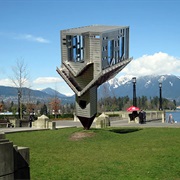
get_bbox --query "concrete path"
[110,119,180,128]
[1,119,180,134]
[55,119,180,128]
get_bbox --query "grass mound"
[7,127,180,180]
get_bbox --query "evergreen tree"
[40,104,48,115]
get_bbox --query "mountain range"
[98,74,180,103]
[0,86,75,104]
[0,74,179,104]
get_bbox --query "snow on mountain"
[169,82,173,86]
[108,78,120,89]
[117,75,133,85]
[158,75,167,82]
[145,80,151,88]
[108,75,132,89]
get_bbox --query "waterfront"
[166,110,180,123]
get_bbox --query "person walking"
[168,114,174,123]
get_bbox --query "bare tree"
[11,58,29,119]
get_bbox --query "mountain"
[98,74,180,103]
[41,88,75,103]
[41,88,67,98]
[0,86,75,104]
[0,86,51,102]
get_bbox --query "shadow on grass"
[109,128,142,134]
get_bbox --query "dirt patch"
[70,131,95,141]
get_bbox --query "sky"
[0,0,180,96]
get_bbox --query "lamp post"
[132,77,137,107]
[159,82,162,111]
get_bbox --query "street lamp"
[132,77,137,107]
[159,82,162,110]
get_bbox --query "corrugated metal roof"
[62,25,128,34]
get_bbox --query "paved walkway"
[55,119,180,128]
[1,119,179,134]
[110,119,180,128]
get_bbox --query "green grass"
[7,127,180,180]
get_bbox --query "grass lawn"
[7,127,180,180]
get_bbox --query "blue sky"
[0,0,180,96]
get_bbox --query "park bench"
[0,119,14,128]
[19,114,37,127]
[19,117,30,127]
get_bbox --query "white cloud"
[33,77,63,84]
[0,78,31,87]
[14,34,50,43]
[121,52,180,77]
[0,76,65,91]
[64,92,74,97]
[0,79,15,87]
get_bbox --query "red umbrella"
[126,106,140,112]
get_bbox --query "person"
[29,109,35,127]
[139,109,146,124]
[168,114,174,124]
[29,114,33,127]
[129,111,138,121]
[139,110,144,124]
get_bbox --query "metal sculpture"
[57,25,132,129]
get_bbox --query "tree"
[10,58,29,119]
[40,104,48,115]
[50,98,61,119]
[26,103,36,115]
